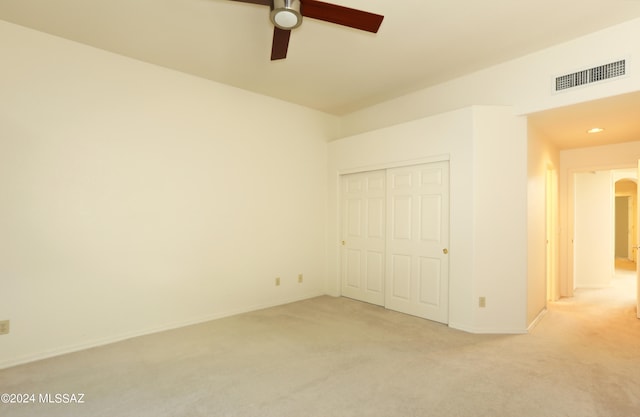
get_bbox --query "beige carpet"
[1,273,639,417]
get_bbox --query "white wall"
[327,108,475,330]
[471,107,528,333]
[0,21,337,368]
[574,171,614,288]
[559,142,640,296]
[340,18,640,137]
[527,126,560,324]
[327,106,528,333]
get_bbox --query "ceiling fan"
[229,0,384,60]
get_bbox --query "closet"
[340,161,450,323]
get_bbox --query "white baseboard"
[527,308,548,332]
[448,321,528,335]
[0,291,323,370]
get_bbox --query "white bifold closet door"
[340,170,386,306]
[385,162,450,323]
[341,161,450,324]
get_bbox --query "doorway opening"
[571,168,638,315]
[614,177,637,271]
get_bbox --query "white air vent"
[555,59,626,91]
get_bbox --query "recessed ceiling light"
[587,127,605,134]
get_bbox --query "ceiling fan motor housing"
[271,0,303,30]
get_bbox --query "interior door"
[340,170,386,306]
[385,161,449,323]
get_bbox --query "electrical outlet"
[275,277,281,286]
[479,297,486,308]
[0,320,10,335]
[298,273,303,283]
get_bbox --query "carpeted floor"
[614,257,636,271]
[1,271,639,417]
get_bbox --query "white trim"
[527,308,548,332]
[472,327,528,335]
[338,154,450,176]
[447,322,476,333]
[449,322,528,334]
[0,291,323,370]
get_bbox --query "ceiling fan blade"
[301,0,384,33]
[271,27,291,60]
[227,0,271,5]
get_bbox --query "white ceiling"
[2,0,640,149]
[528,91,640,150]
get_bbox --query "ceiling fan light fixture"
[270,0,302,30]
